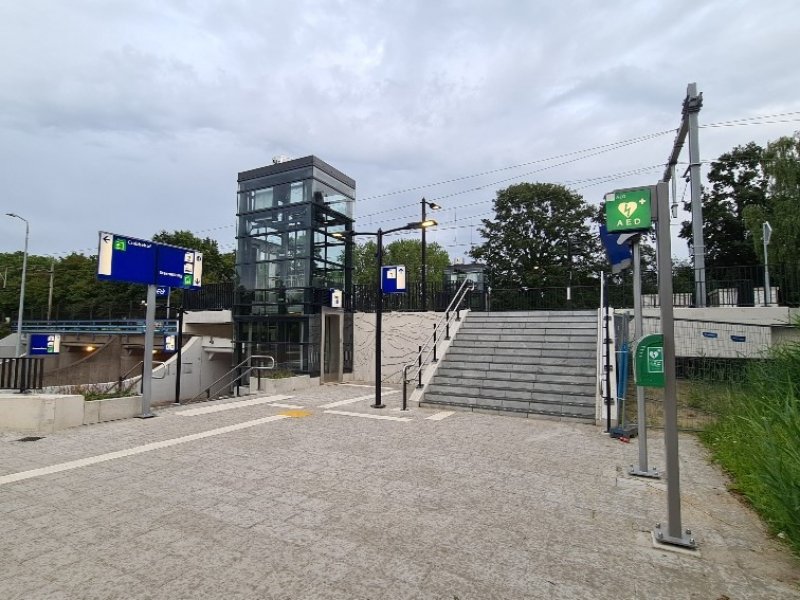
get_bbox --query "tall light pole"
[335,218,437,409]
[420,198,441,311]
[6,213,29,357]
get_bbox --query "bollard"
[402,365,408,411]
[432,324,438,363]
[445,312,451,340]
[417,345,423,388]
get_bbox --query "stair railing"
[109,360,167,395]
[401,279,475,410]
[184,354,275,405]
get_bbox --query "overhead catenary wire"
[31,110,800,258]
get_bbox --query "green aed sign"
[605,187,653,233]
[635,333,665,388]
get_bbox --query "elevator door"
[323,313,342,383]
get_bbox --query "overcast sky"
[1,0,799,263]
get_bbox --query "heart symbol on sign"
[618,202,638,219]
[649,350,659,359]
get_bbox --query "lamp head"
[419,219,438,229]
[426,201,442,211]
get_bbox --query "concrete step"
[467,310,597,321]
[425,382,595,404]
[447,342,596,356]
[431,375,594,396]
[420,392,596,422]
[452,335,595,347]
[444,353,595,368]
[461,320,597,330]
[434,366,595,385]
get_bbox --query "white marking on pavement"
[324,410,411,422]
[426,411,455,421]
[0,415,290,486]
[319,390,399,409]
[176,395,293,416]
[269,403,304,409]
[338,383,373,388]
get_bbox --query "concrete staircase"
[421,311,598,422]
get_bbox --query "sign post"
[653,181,696,549]
[763,222,772,307]
[604,187,659,477]
[97,232,202,418]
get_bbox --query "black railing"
[0,358,45,392]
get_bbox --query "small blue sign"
[702,331,718,339]
[381,265,407,294]
[155,287,169,298]
[731,335,747,343]
[29,334,60,355]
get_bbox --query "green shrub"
[700,339,800,555]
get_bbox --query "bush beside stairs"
[421,311,598,423]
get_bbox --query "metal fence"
[7,263,799,319]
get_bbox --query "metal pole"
[686,83,706,308]
[47,258,55,322]
[6,215,29,357]
[139,284,157,418]
[602,271,612,432]
[763,224,771,307]
[373,229,385,408]
[630,239,660,479]
[421,198,427,311]
[174,306,184,404]
[654,181,695,548]
[417,345,423,389]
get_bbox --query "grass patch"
[62,383,136,401]
[699,339,800,556]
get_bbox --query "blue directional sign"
[29,334,61,355]
[97,232,203,289]
[381,265,407,294]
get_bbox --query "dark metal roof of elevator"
[237,155,355,189]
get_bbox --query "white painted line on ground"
[269,403,304,409]
[425,411,455,421]
[176,395,293,416]
[0,415,290,487]
[324,410,411,422]
[339,383,373,388]
[319,390,399,409]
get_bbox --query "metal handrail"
[185,354,275,404]
[401,279,475,409]
[110,360,168,395]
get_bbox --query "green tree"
[352,238,450,286]
[680,142,768,267]
[152,230,236,283]
[469,182,600,287]
[744,134,800,266]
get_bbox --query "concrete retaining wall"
[0,394,84,433]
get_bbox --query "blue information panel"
[381,265,407,294]
[97,232,203,289]
[29,334,61,355]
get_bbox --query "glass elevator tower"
[235,156,354,379]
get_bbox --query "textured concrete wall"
[0,394,84,433]
[352,311,443,384]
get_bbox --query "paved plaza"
[1,383,798,599]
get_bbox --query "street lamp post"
[335,218,437,409]
[6,213,29,357]
[420,198,441,311]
